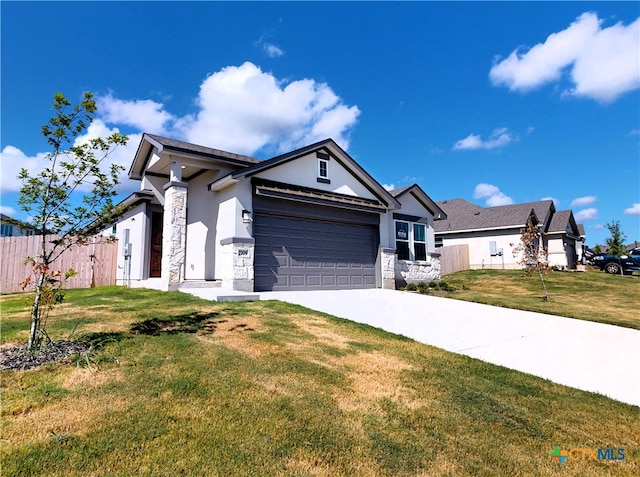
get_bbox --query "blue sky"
[1,1,639,247]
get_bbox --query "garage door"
[254,212,379,292]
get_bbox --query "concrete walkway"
[254,289,640,407]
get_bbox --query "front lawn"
[1,287,638,476]
[442,268,640,330]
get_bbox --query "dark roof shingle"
[145,133,261,164]
[434,199,555,233]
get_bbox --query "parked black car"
[590,247,640,274]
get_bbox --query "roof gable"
[209,138,400,209]
[547,209,580,236]
[390,184,447,220]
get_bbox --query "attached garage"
[253,181,382,292]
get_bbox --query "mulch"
[0,340,90,371]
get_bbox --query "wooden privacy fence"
[439,244,470,276]
[0,235,118,294]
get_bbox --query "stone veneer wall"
[381,248,396,289]
[219,237,255,292]
[395,253,441,287]
[162,182,188,290]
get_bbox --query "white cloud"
[0,124,140,197]
[0,205,16,216]
[575,208,599,221]
[624,203,640,215]
[255,32,285,58]
[382,183,395,191]
[474,183,500,199]
[490,12,640,103]
[473,183,514,206]
[2,62,360,209]
[88,63,359,158]
[453,128,515,151]
[264,43,284,58]
[0,146,48,193]
[72,120,142,195]
[570,195,597,207]
[97,94,174,135]
[629,129,640,136]
[541,196,559,206]
[486,192,515,207]
[173,62,360,155]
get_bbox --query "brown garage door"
[253,211,379,292]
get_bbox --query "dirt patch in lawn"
[333,351,419,413]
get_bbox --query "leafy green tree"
[604,220,627,257]
[18,92,128,351]
[511,219,550,301]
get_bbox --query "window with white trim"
[395,220,427,261]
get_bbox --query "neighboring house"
[434,199,585,270]
[104,134,446,292]
[0,214,37,237]
[545,209,583,269]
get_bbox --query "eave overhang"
[253,178,389,214]
[129,133,259,182]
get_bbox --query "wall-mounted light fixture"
[242,209,253,223]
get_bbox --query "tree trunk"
[538,269,549,302]
[27,273,46,351]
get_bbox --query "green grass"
[441,268,640,330]
[1,287,638,476]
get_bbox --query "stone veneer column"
[219,237,255,292]
[162,181,188,290]
[381,247,396,289]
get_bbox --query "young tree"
[604,220,627,257]
[511,219,551,301]
[18,92,128,351]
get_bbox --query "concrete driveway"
[259,289,640,407]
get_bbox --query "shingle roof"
[145,133,261,164]
[547,209,580,235]
[577,223,585,237]
[434,199,555,233]
[388,185,413,197]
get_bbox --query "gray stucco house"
[105,134,446,292]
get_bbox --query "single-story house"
[434,198,585,270]
[0,214,37,237]
[104,134,446,291]
[545,209,584,269]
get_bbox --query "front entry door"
[150,212,163,277]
